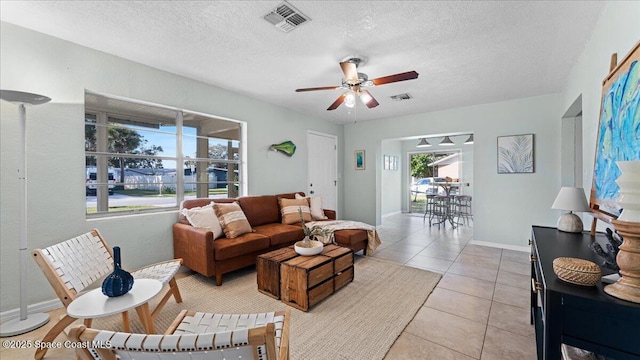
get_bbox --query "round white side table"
[67,278,162,333]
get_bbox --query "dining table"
[429,182,469,227]
[430,181,467,196]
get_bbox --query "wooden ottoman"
[280,245,354,311]
[256,245,354,311]
[257,246,299,299]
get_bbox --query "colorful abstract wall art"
[355,150,365,170]
[270,141,296,157]
[590,41,640,220]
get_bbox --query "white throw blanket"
[306,220,382,254]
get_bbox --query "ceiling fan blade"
[371,71,419,86]
[327,94,346,111]
[295,86,341,92]
[340,62,359,84]
[360,90,379,108]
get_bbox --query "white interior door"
[307,131,337,213]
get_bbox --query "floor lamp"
[0,90,51,337]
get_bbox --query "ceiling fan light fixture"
[440,136,455,146]
[344,92,356,108]
[296,58,419,111]
[416,138,431,148]
[464,134,474,144]
[359,91,372,105]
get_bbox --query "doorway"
[409,150,461,213]
[307,131,338,213]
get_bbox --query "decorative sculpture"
[102,246,134,297]
[605,220,640,303]
[270,141,296,157]
[590,227,622,271]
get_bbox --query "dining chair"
[69,309,290,360]
[31,229,182,360]
[454,195,473,225]
[429,195,450,227]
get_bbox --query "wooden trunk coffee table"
[257,244,354,311]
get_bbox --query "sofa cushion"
[213,233,270,261]
[179,198,235,224]
[334,229,368,247]
[253,223,305,246]
[279,198,311,225]
[238,195,280,227]
[181,202,223,239]
[214,202,253,239]
[295,193,328,220]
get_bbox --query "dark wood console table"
[530,226,640,360]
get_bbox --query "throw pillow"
[279,198,311,224]
[295,193,328,220]
[213,202,253,239]
[181,202,223,239]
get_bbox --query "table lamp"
[551,187,590,233]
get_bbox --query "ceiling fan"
[295,58,419,111]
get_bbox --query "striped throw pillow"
[213,202,252,239]
[279,198,312,225]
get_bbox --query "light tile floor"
[1,213,536,360]
[380,213,537,360]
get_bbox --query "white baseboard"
[469,240,529,253]
[382,211,402,218]
[0,298,63,323]
[1,266,191,323]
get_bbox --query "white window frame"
[84,91,246,218]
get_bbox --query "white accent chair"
[32,229,183,360]
[69,309,291,360]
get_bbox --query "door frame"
[307,130,338,217]
[406,149,462,213]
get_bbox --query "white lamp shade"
[0,90,51,105]
[344,92,356,108]
[551,187,589,212]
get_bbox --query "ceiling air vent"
[390,93,413,101]
[263,1,311,33]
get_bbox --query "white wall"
[343,1,640,247]
[381,140,402,216]
[560,1,640,232]
[344,94,563,247]
[0,22,343,311]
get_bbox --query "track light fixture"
[464,134,474,144]
[416,134,473,147]
[416,138,431,147]
[439,136,455,146]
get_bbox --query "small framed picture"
[355,150,365,170]
[497,134,534,174]
[384,155,390,170]
[393,156,398,171]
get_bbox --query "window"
[85,92,243,216]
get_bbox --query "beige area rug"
[93,256,441,360]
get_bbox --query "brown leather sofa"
[173,192,368,285]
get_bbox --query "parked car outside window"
[86,168,115,195]
[412,177,446,195]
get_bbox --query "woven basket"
[553,257,601,286]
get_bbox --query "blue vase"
[102,246,134,297]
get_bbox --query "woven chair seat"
[69,309,290,360]
[174,311,286,350]
[132,259,181,284]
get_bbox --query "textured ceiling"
[0,1,605,124]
